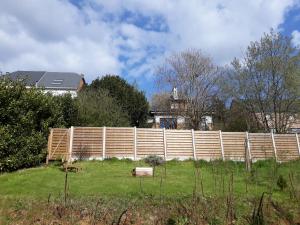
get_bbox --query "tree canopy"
[89,75,149,127]
[76,88,130,127]
[222,30,300,133]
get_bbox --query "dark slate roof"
[6,71,46,86]
[37,72,82,90]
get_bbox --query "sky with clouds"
[0,0,299,97]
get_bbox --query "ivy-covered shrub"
[0,80,65,172]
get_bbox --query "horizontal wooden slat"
[48,127,300,161]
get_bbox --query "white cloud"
[0,0,298,84]
[292,30,300,46]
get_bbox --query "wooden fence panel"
[222,132,246,160]
[166,130,193,159]
[249,133,274,160]
[48,127,300,162]
[274,134,300,162]
[105,127,134,158]
[72,127,103,159]
[48,128,69,160]
[194,131,222,160]
[136,128,164,158]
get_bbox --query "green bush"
[0,80,65,172]
[277,175,287,191]
[144,155,165,177]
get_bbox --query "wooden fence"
[47,126,300,162]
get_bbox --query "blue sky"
[0,0,299,99]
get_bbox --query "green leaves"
[89,75,149,127]
[0,80,66,172]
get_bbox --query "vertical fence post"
[68,126,74,162]
[163,128,167,160]
[191,129,197,160]
[296,133,300,156]
[134,126,137,160]
[246,132,252,160]
[102,126,106,160]
[46,128,53,164]
[219,130,225,161]
[271,132,277,162]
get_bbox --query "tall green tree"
[223,30,300,133]
[76,88,130,127]
[53,94,79,127]
[90,75,149,127]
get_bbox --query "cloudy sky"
[0,0,299,97]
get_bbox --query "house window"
[160,118,177,129]
[51,79,64,85]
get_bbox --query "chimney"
[172,87,178,100]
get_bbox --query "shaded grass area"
[0,159,300,224]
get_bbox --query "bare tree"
[151,92,171,112]
[156,49,219,130]
[224,30,300,133]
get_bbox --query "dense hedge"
[0,80,66,172]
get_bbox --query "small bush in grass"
[277,175,287,191]
[144,155,164,177]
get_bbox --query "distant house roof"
[37,72,83,90]
[7,71,46,86]
[5,70,85,90]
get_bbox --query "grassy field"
[0,159,300,224]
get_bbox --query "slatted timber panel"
[194,131,222,160]
[48,127,300,162]
[72,127,103,158]
[136,128,164,157]
[274,134,300,162]
[222,132,246,160]
[48,128,69,160]
[249,133,274,160]
[165,130,193,159]
[105,127,134,157]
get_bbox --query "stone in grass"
[132,167,153,177]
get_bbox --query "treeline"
[153,30,300,133]
[0,75,148,172]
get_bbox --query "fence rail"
[47,126,300,162]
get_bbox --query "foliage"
[76,88,130,127]
[53,94,79,127]
[222,30,300,133]
[224,100,260,132]
[144,155,165,177]
[89,75,149,127]
[277,175,287,191]
[144,155,165,167]
[0,80,65,172]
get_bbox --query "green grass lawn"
[0,159,299,201]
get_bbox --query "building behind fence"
[47,127,300,163]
